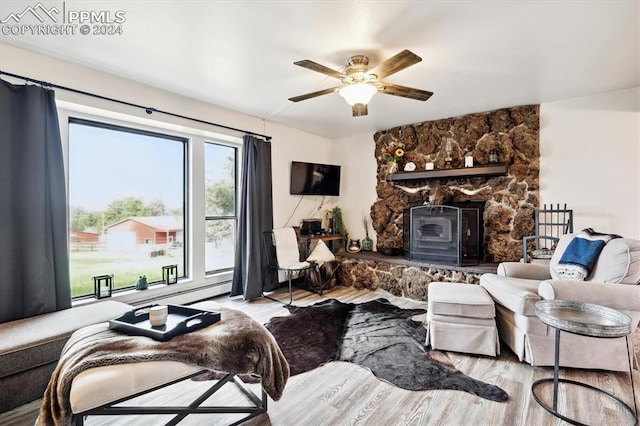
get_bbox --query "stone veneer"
[337,254,483,301]
[372,104,540,262]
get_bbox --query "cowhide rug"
[264,298,508,402]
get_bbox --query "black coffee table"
[532,300,638,426]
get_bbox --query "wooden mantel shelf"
[386,164,508,182]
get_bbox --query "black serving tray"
[109,304,221,341]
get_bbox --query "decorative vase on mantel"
[361,213,374,251]
[347,239,362,253]
[386,161,398,175]
[362,234,373,251]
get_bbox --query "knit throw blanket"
[36,302,289,426]
[557,228,621,280]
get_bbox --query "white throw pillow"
[306,239,335,264]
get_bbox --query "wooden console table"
[298,234,343,257]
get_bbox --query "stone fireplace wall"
[372,105,540,262]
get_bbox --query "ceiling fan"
[288,50,433,117]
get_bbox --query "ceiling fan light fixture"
[338,83,378,106]
[290,50,431,115]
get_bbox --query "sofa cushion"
[427,282,495,319]
[306,239,335,264]
[550,235,640,284]
[0,300,132,379]
[480,274,541,316]
[591,238,640,284]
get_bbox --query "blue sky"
[204,142,235,186]
[68,122,185,212]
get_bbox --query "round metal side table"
[532,300,638,426]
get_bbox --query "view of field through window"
[68,119,186,298]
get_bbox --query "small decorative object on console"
[465,155,474,168]
[300,218,322,235]
[426,162,435,170]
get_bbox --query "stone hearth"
[372,104,540,263]
[336,251,497,301]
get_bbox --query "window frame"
[67,117,189,297]
[57,101,242,304]
[204,140,239,275]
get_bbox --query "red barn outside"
[105,216,183,253]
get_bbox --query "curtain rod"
[0,70,272,141]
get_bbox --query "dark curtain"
[0,80,71,323]
[231,135,276,299]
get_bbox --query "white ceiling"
[1,1,638,139]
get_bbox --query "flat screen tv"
[290,161,341,196]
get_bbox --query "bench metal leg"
[75,414,84,426]
[72,371,267,425]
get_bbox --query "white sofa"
[480,233,640,372]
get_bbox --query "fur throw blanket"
[557,228,621,280]
[36,302,289,426]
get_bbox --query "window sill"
[73,271,232,308]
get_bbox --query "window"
[68,118,187,298]
[204,142,237,273]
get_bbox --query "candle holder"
[444,138,454,169]
[162,264,179,285]
[93,274,113,299]
[489,149,498,164]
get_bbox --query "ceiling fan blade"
[368,50,422,79]
[352,104,368,117]
[288,87,340,102]
[379,82,433,101]
[293,60,347,80]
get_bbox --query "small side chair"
[523,204,573,263]
[262,228,311,305]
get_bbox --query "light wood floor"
[2,286,639,426]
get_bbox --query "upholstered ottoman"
[426,282,500,357]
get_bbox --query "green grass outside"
[69,249,184,298]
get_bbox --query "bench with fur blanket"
[36,302,289,426]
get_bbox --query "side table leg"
[553,327,561,412]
